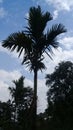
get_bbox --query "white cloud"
[45,0,73,11]
[59,36,73,50]
[24,77,47,113]
[42,36,73,75]
[35,0,73,19]
[53,10,58,20]
[25,12,29,18]
[37,79,48,113]
[0,69,22,101]
[0,69,22,82]
[25,77,48,113]
[0,43,10,54]
[0,43,22,61]
[32,0,73,19]
[0,81,9,101]
[43,47,73,75]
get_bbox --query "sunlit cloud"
[45,0,73,11]
[43,36,73,74]
[53,10,58,20]
[34,0,73,19]
[0,69,22,101]
[25,12,29,18]
[45,0,73,19]
[0,69,22,83]
[0,42,22,61]
[59,36,73,50]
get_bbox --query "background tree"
[2,6,66,129]
[45,61,73,130]
[9,76,33,110]
[9,76,33,129]
[0,76,33,130]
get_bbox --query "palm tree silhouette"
[9,76,33,122]
[2,6,66,130]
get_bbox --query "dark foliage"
[0,76,34,130]
[45,61,73,130]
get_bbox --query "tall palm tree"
[2,6,66,129]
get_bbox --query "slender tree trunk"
[32,68,37,130]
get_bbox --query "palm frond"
[30,60,46,71]
[37,61,46,71]
[45,50,53,60]
[2,32,32,57]
[46,24,67,48]
[27,6,53,40]
[21,53,31,65]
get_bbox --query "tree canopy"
[45,61,73,130]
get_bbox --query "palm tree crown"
[2,6,66,72]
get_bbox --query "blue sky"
[0,0,73,113]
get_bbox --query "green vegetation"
[0,76,33,130]
[45,61,73,130]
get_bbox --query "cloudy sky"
[0,0,73,113]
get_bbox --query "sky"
[0,0,73,113]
